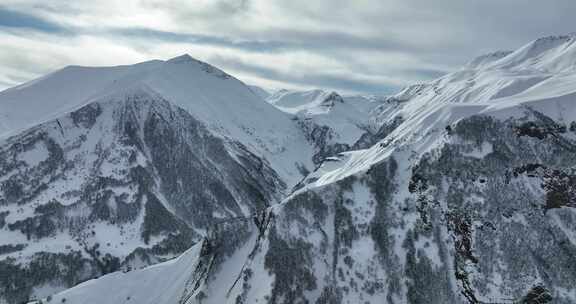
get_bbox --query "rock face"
[4,34,576,304]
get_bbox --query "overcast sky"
[0,0,575,95]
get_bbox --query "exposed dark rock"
[0,211,9,228]
[265,226,317,304]
[512,163,546,177]
[0,251,98,304]
[521,285,553,304]
[542,169,576,211]
[70,103,101,129]
[353,116,403,150]
[0,244,27,255]
[513,121,566,139]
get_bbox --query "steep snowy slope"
[41,33,576,304]
[247,85,271,100]
[39,218,261,304]
[36,243,204,304]
[0,61,163,136]
[484,34,576,73]
[267,89,339,114]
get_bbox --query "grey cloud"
[110,28,291,53]
[209,55,398,95]
[142,0,251,20]
[0,6,70,34]
[1,0,576,94]
[402,68,447,80]
[108,27,424,56]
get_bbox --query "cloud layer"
[1,0,575,94]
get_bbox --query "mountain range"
[1,34,576,304]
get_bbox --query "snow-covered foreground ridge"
[41,242,205,304]
[2,33,576,304]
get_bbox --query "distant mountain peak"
[320,91,344,108]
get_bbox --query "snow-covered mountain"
[265,89,389,164]
[0,55,322,303]
[0,55,315,186]
[5,34,576,304]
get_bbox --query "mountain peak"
[321,91,344,107]
[166,54,195,64]
[164,53,233,80]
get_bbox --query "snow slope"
[247,85,272,99]
[36,242,203,304]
